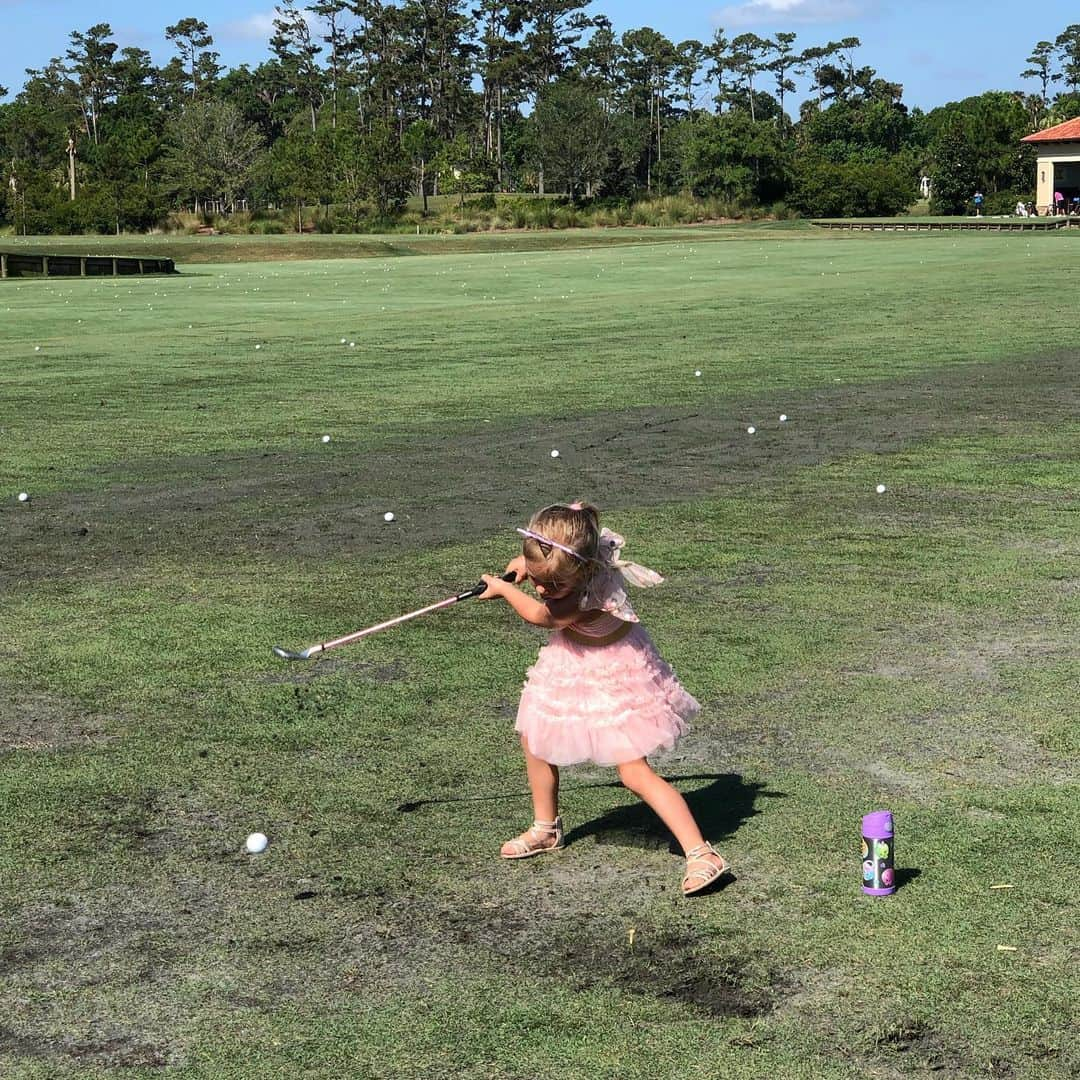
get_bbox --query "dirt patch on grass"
[867,1017,973,1075]
[5,351,1077,584]
[257,656,407,685]
[65,1033,172,1069]
[724,699,1071,796]
[543,923,771,1017]
[0,888,197,1067]
[357,879,777,1020]
[0,690,115,753]
[359,773,781,1018]
[0,845,346,1068]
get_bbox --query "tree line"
[1,4,1079,234]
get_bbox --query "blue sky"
[1,0,1076,111]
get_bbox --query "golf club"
[272,570,517,661]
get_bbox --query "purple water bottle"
[861,810,896,895]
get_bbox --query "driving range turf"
[1,226,1077,1078]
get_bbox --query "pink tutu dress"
[515,529,700,767]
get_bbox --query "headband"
[515,527,588,562]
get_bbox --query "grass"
[1,226,1078,1078]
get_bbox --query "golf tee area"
[1,224,1077,1079]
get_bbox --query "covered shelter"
[1021,118,1080,214]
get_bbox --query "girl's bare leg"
[616,758,723,865]
[499,736,563,858]
[521,734,559,821]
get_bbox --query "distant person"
[479,501,730,896]
[1028,202,1038,217]
[1053,191,1064,214]
[973,190,984,217]
[1015,200,1027,217]
[1072,196,1079,215]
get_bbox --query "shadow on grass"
[893,866,921,891]
[563,772,782,855]
[399,772,779,885]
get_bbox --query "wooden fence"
[812,217,1077,232]
[0,252,176,279]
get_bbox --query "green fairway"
[2,228,1077,1078]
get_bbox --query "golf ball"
[18,492,29,502]
[322,434,331,443]
[255,344,261,350]
[779,414,788,422]
[876,484,887,494]
[34,346,40,352]
[245,832,268,854]
[340,338,347,344]
[349,342,356,348]
[694,370,702,377]
[747,426,756,435]
[550,449,560,458]
[384,511,395,522]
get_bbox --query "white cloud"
[219,13,280,42]
[220,9,322,43]
[713,0,876,29]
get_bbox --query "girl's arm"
[479,575,580,628]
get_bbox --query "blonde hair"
[520,502,601,594]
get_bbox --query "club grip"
[458,570,517,601]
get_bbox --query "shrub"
[502,197,531,228]
[590,206,621,227]
[984,189,1033,215]
[552,205,579,229]
[630,202,663,226]
[661,195,695,224]
[789,158,917,217]
[529,202,556,228]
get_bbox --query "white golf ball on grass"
[876,484,887,494]
[18,492,29,503]
[550,449,560,458]
[779,414,788,422]
[322,435,331,443]
[384,511,395,522]
[746,426,756,435]
[694,370,702,377]
[245,832,268,854]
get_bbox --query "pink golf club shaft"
[319,594,459,651]
[272,571,516,660]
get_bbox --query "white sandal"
[500,817,565,859]
[682,842,731,896]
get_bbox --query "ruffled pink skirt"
[515,625,699,766]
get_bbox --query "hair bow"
[597,529,664,587]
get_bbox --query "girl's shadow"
[563,772,783,892]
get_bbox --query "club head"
[272,645,308,661]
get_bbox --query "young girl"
[480,501,730,896]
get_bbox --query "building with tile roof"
[1021,118,1080,214]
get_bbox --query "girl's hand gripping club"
[271,571,517,661]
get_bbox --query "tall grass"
[158,192,767,238]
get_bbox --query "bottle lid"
[862,809,893,836]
